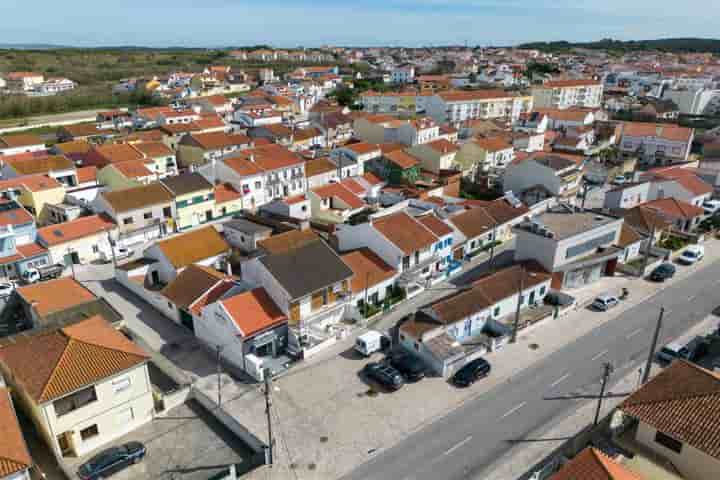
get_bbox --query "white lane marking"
[500,402,527,420]
[591,349,609,361]
[688,294,697,301]
[444,435,473,456]
[626,328,643,340]
[550,373,571,388]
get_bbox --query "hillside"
[517,38,720,54]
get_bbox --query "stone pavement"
[201,239,720,480]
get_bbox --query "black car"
[363,362,405,390]
[650,263,676,282]
[451,358,491,387]
[77,442,146,480]
[388,353,426,382]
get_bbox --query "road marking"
[626,328,643,340]
[591,349,609,361]
[500,402,527,419]
[688,294,697,301]
[550,373,570,388]
[444,436,472,456]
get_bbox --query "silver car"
[591,294,619,311]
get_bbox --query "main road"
[345,259,720,480]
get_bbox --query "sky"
[1,0,719,48]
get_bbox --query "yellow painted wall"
[175,189,215,230]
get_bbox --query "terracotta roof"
[38,214,116,247]
[54,140,92,155]
[481,198,530,225]
[619,360,720,461]
[223,155,265,177]
[663,175,713,197]
[111,160,154,179]
[438,89,515,102]
[620,122,693,143]
[101,182,173,213]
[233,144,303,171]
[341,248,397,294]
[416,214,453,237]
[0,134,44,149]
[60,123,115,138]
[156,226,230,269]
[258,229,318,255]
[449,207,496,239]
[473,136,513,152]
[188,280,235,316]
[0,388,32,477]
[162,264,227,309]
[91,143,145,164]
[344,142,381,155]
[193,116,227,131]
[340,178,366,195]
[131,141,173,158]
[372,212,438,255]
[76,166,97,184]
[0,315,149,404]
[543,79,601,88]
[160,172,213,196]
[535,108,592,122]
[362,172,384,186]
[0,200,33,227]
[214,183,242,203]
[550,447,643,480]
[641,197,705,220]
[5,155,74,175]
[379,142,405,154]
[220,288,287,337]
[425,139,459,154]
[305,157,337,177]
[618,224,642,248]
[384,150,420,169]
[312,183,366,209]
[183,132,250,150]
[16,277,96,317]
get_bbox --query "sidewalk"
[480,313,720,480]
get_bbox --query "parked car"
[612,175,627,186]
[678,245,705,265]
[0,281,16,298]
[591,294,620,311]
[388,353,426,382]
[684,336,710,362]
[21,263,64,284]
[362,362,404,391]
[650,263,676,282]
[77,442,146,480]
[451,358,491,387]
[355,331,384,357]
[656,342,689,365]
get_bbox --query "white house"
[502,153,583,204]
[617,122,694,166]
[604,182,651,210]
[36,214,118,266]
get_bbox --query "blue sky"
[1,0,718,47]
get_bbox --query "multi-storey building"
[531,79,604,109]
[425,90,533,126]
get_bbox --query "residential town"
[1,40,720,480]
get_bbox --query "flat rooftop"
[529,210,616,240]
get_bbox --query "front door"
[180,309,195,332]
[57,432,73,457]
[528,290,536,305]
[151,270,160,286]
[205,210,213,222]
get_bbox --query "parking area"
[64,400,258,480]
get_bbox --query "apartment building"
[425,90,533,126]
[617,122,694,166]
[532,79,604,109]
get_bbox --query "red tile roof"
[339,178,366,195]
[0,388,32,477]
[371,212,438,255]
[312,183,366,210]
[38,214,116,247]
[220,288,287,337]
[550,447,643,480]
[543,79,601,88]
[341,248,397,293]
[620,122,693,143]
[384,150,420,169]
[425,138,459,154]
[111,160,154,179]
[416,214,453,237]
[641,197,705,219]
[76,166,98,184]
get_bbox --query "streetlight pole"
[641,307,664,385]
[216,345,222,407]
[594,362,614,426]
[264,369,274,466]
[488,222,497,273]
[511,265,525,343]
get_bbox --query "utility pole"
[581,181,589,210]
[641,224,657,275]
[593,362,614,426]
[363,271,370,318]
[488,222,497,273]
[106,230,117,270]
[641,307,664,385]
[216,345,222,407]
[264,370,274,466]
[511,265,525,343]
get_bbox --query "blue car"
[77,442,146,480]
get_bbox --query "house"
[456,136,514,181]
[212,183,243,219]
[617,361,720,480]
[332,142,382,176]
[425,90,533,126]
[312,112,353,147]
[259,195,312,221]
[85,143,145,169]
[308,183,367,224]
[617,223,644,264]
[341,248,398,314]
[305,157,340,189]
[549,447,645,480]
[639,98,680,120]
[416,213,458,280]
[534,107,596,130]
[198,287,289,381]
[604,182,651,210]
[638,198,705,233]
[0,174,65,224]
[143,226,230,285]
[617,122,694,166]
[93,182,174,247]
[514,206,624,289]
[0,134,45,156]
[391,65,415,84]
[0,382,33,480]
[336,211,439,290]
[377,149,422,185]
[241,229,353,332]
[131,142,177,177]
[0,200,50,280]
[406,139,459,174]
[532,79,603,109]
[0,315,153,459]
[4,72,44,92]
[399,262,550,376]
[160,173,216,230]
[447,206,497,258]
[1,154,78,189]
[502,153,584,205]
[37,214,117,266]
[56,124,117,144]
[223,218,273,253]
[198,155,266,211]
[176,132,251,169]
[353,116,439,146]
[97,160,157,190]
[643,167,714,207]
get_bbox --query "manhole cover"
[308,463,317,470]
[320,436,328,443]
[529,343,540,350]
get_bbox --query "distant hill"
[517,38,720,54]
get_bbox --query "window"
[122,217,133,225]
[112,377,131,394]
[80,425,99,441]
[163,207,172,218]
[493,306,500,317]
[255,181,262,189]
[539,286,546,296]
[655,431,683,454]
[144,212,153,220]
[565,232,616,260]
[54,386,97,416]
[92,245,99,253]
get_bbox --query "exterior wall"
[241,258,292,316]
[348,274,398,310]
[41,365,154,458]
[335,222,404,270]
[173,189,215,230]
[22,187,66,225]
[0,143,45,156]
[649,181,710,207]
[353,120,386,144]
[263,164,306,204]
[224,227,269,253]
[199,160,266,211]
[307,170,339,189]
[604,184,650,210]
[634,421,720,480]
[502,161,559,196]
[619,133,693,165]
[406,145,456,174]
[94,199,174,247]
[196,301,246,372]
[46,233,114,265]
[532,84,603,109]
[621,241,642,263]
[97,166,143,191]
[213,197,243,219]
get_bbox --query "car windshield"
[660,347,677,356]
[683,251,698,258]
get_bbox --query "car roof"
[663,342,684,351]
[685,245,703,252]
[595,294,615,301]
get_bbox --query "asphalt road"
[345,259,720,480]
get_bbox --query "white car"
[0,281,16,298]
[678,245,705,265]
[612,176,627,186]
[591,294,620,311]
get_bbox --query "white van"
[355,331,383,357]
